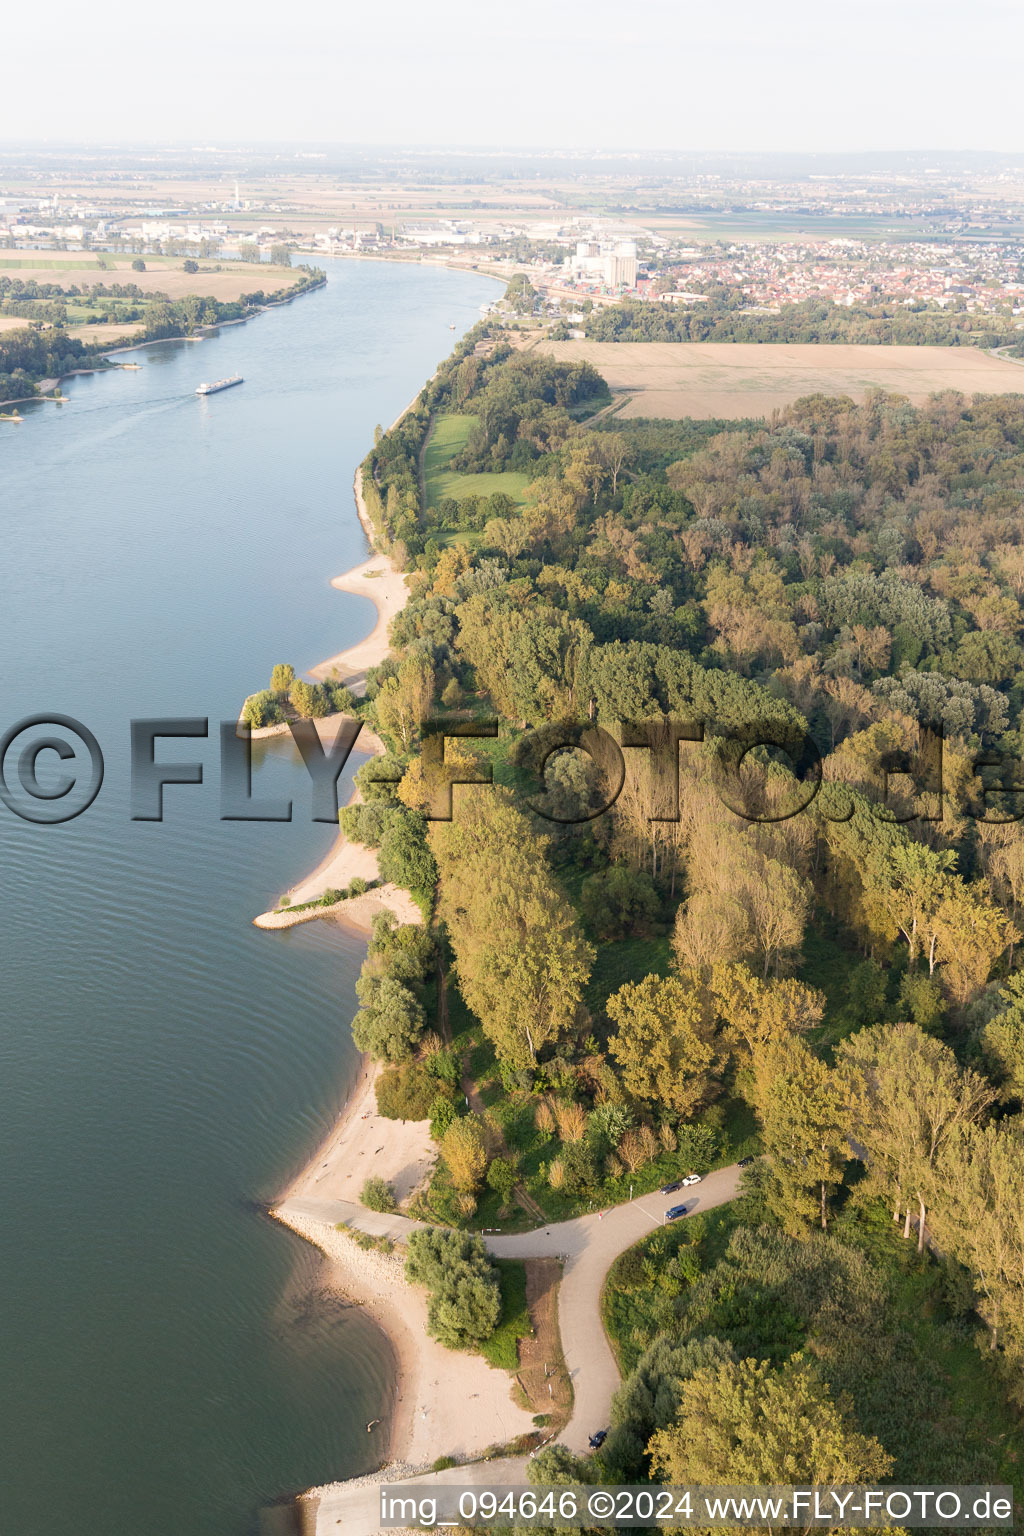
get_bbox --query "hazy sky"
[5,0,1024,152]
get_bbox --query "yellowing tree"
[756,1038,850,1233]
[838,1022,995,1251]
[441,1116,488,1194]
[709,963,824,1107]
[375,655,435,751]
[606,973,727,1119]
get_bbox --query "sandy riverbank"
[252,466,414,928]
[307,551,408,693]
[272,1066,534,1514]
[267,385,536,1533]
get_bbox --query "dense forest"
[324,326,1024,1504]
[578,291,1022,348]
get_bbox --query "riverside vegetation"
[284,316,1024,1502]
[0,263,325,399]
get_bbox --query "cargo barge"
[196,376,244,395]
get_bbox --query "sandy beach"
[263,424,538,1536]
[273,1064,535,1490]
[265,455,534,1510]
[308,551,410,695]
[252,472,415,929]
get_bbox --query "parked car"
[738,1155,755,1167]
[589,1429,608,1449]
[661,1179,684,1194]
[665,1203,690,1221]
[681,1173,702,1187]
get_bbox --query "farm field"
[66,321,147,343]
[0,250,299,302]
[423,411,531,507]
[535,340,1024,419]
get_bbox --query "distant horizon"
[4,143,1024,159]
[5,0,1024,151]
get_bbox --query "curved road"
[280,1158,744,1468]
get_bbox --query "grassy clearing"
[423,411,531,509]
[480,1259,532,1370]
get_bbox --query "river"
[0,257,501,1535]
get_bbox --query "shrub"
[553,1100,588,1143]
[349,876,368,896]
[405,1227,501,1350]
[323,679,357,713]
[361,1176,397,1212]
[377,1062,451,1121]
[428,1095,457,1142]
[242,690,282,729]
[581,864,660,939]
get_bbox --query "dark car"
[589,1429,608,1449]
[665,1203,690,1221]
[661,1179,684,1194]
[738,1156,755,1167]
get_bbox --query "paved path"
[282,1159,744,1467]
[310,1456,531,1533]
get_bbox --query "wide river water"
[0,258,500,1535]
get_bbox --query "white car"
[681,1173,702,1187]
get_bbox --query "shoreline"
[265,289,541,1531]
[249,474,417,933]
[0,272,327,409]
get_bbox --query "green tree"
[838,1022,995,1250]
[486,1154,521,1212]
[241,689,282,729]
[648,1355,892,1496]
[379,809,438,896]
[756,1038,849,1233]
[605,1335,737,1481]
[351,976,425,1062]
[270,662,296,695]
[432,790,594,1067]
[405,1227,501,1350]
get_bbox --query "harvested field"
[0,250,299,302]
[69,322,148,344]
[534,340,1024,419]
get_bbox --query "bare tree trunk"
[903,1207,912,1240]
[821,1181,828,1231]
[917,1196,927,1253]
